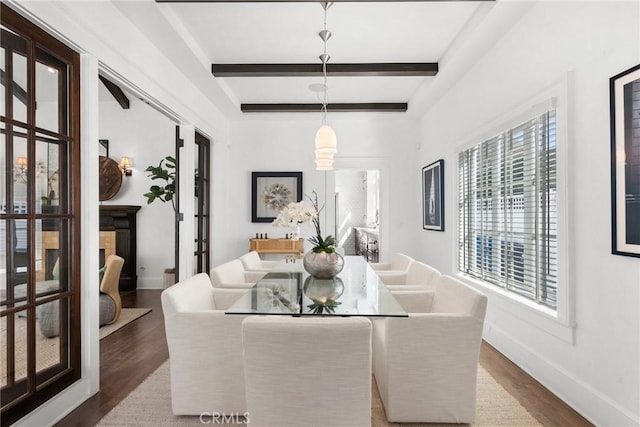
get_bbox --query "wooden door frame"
[1,4,81,424]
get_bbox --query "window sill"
[456,273,576,345]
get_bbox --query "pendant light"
[314,2,337,171]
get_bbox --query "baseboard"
[14,379,92,427]
[136,277,163,290]
[484,322,639,426]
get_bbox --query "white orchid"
[272,200,316,228]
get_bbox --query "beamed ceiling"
[143,0,496,114]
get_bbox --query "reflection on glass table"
[225,256,407,317]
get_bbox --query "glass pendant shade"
[315,124,337,152]
[315,124,337,171]
[315,148,335,159]
[315,158,334,170]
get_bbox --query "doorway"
[98,76,178,289]
[193,131,211,275]
[334,169,380,262]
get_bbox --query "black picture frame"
[252,171,303,223]
[99,139,109,157]
[422,159,444,231]
[610,64,640,257]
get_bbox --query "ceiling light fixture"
[314,2,337,171]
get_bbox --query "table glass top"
[225,255,407,317]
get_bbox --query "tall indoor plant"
[143,156,177,213]
[144,155,177,285]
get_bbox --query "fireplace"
[99,205,141,291]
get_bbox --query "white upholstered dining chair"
[369,252,413,273]
[161,273,248,415]
[377,260,441,289]
[242,316,372,427]
[238,251,279,272]
[372,275,487,423]
[210,259,266,289]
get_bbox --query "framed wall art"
[99,139,109,157]
[610,64,640,257]
[422,159,444,231]
[252,171,303,223]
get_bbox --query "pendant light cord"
[322,4,328,125]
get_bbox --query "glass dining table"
[225,255,408,317]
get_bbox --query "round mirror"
[99,156,123,201]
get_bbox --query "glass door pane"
[1,4,80,423]
[193,132,210,274]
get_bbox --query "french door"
[1,4,81,423]
[194,131,210,274]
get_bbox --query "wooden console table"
[250,238,304,255]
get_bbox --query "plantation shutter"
[458,110,557,308]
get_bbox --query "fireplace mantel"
[99,205,141,291]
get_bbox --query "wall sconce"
[16,157,27,171]
[14,157,28,183]
[120,157,133,176]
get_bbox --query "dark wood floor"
[56,289,592,427]
[479,342,591,427]
[55,290,168,427]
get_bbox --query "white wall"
[221,116,420,265]
[417,2,640,425]
[99,91,176,289]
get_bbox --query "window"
[458,110,557,309]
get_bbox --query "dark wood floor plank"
[55,290,168,427]
[479,342,593,427]
[56,290,592,427]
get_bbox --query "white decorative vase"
[290,224,300,240]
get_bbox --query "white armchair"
[372,275,487,423]
[161,273,248,415]
[242,316,372,427]
[377,261,441,289]
[369,252,413,272]
[238,251,279,272]
[210,259,266,289]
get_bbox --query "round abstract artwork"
[263,183,292,211]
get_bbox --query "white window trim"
[453,72,575,344]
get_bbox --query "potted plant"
[303,191,344,278]
[273,191,343,278]
[144,156,177,212]
[144,156,176,286]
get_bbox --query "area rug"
[98,361,541,427]
[1,308,151,385]
[99,308,152,339]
